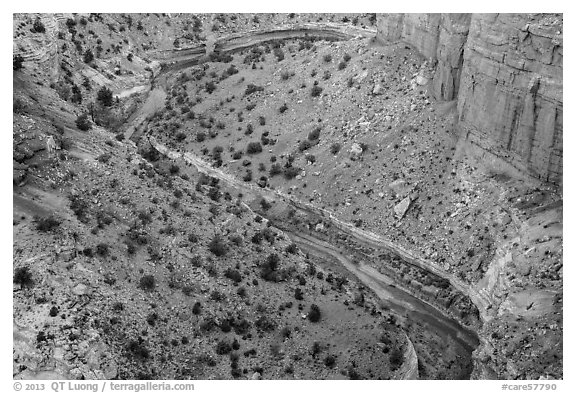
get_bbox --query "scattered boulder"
[394,196,411,219]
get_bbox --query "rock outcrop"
[376,13,563,185]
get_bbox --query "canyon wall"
[376,13,563,185]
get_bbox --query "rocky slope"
[13,13,562,380]
[376,13,562,185]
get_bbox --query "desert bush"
[205,81,216,94]
[279,103,288,113]
[34,215,61,232]
[260,253,280,282]
[324,354,337,368]
[196,131,206,142]
[330,142,341,155]
[285,243,298,254]
[306,126,320,140]
[323,54,332,62]
[389,348,404,370]
[294,287,304,300]
[308,304,321,322]
[281,71,293,80]
[311,85,323,97]
[97,86,114,107]
[32,18,46,33]
[208,234,228,256]
[269,163,282,176]
[210,290,226,301]
[283,166,300,180]
[139,275,156,291]
[298,140,312,152]
[83,49,94,64]
[75,113,92,131]
[338,61,347,70]
[96,243,110,257]
[274,47,285,61]
[237,286,247,297]
[97,152,112,164]
[13,54,24,71]
[226,65,238,76]
[13,266,33,287]
[224,268,242,283]
[343,53,352,62]
[126,339,150,360]
[243,170,253,182]
[246,142,262,154]
[216,340,232,355]
[245,84,264,96]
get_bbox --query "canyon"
[13,13,562,380]
[376,13,563,185]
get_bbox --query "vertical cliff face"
[376,13,562,185]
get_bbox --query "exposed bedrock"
[376,13,563,185]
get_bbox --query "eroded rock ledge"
[376,13,562,185]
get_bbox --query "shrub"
[245,84,264,96]
[226,65,238,75]
[224,268,242,283]
[308,304,321,322]
[343,53,351,62]
[97,86,114,107]
[323,54,332,62]
[389,348,404,370]
[311,85,323,97]
[97,152,112,164]
[294,288,304,300]
[13,266,33,287]
[274,47,285,61]
[196,131,206,142]
[216,340,232,355]
[210,290,226,301]
[260,253,281,282]
[283,166,300,180]
[259,116,266,126]
[83,49,94,64]
[255,315,277,333]
[208,234,228,256]
[32,18,46,33]
[269,163,282,176]
[246,142,262,154]
[139,275,156,291]
[96,243,110,257]
[324,354,336,368]
[192,302,202,315]
[279,103,288,113]
[338,61,347,70]
[330,142,341,155]
[13,54,24,71]
[34,215,61,232]
[126,340,150,360]
[286,243,298,254]
[13,99,25,114]
[298,140,312,152]
[205,81,217,94]
[75,113,92,131]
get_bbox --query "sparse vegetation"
[75,113,92,131]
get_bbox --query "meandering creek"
[120,23,482,378]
